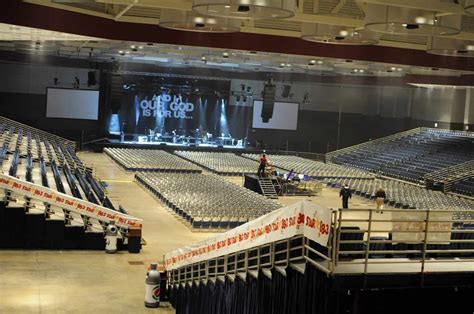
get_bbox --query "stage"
[90,138,259,154]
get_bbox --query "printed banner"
[164,201,332,270]
[392,211,453,243]
[0,173,142,229]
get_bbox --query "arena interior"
[1,0,474,313]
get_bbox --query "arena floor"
[0,152,379,313]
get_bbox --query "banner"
[0,173,142,229]
[164,201,332,270]
[392,210,453,243]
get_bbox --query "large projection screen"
[252,100,299,130]
[46,88,99,120]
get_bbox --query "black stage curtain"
[172,263,332,314]
[302,263,332,314]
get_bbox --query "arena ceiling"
[1,0,474,81]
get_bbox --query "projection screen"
[46,88,99,120]
[252,100,299,130]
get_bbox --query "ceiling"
[2,22,474,79]
[20,0,474,50]
[1,1,474,81]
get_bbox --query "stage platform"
[91,139,259,154]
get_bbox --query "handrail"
[167,205,474,286]
[0,116,76,149]
[425,160,474,192]
[0,172,142,232]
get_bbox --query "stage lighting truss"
[192,0,296,20]
[159,9,241,33]
[427,37,474,58]
[301,24,380,45]
[364,3,461,36]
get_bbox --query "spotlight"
[238,5,250,12]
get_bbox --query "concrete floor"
[0,152,379,313]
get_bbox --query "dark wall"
[0,62,104,143]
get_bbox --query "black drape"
[172,263,332,314]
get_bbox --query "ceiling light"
[192,0,296,20]
[365,4,461,36]
[302,24,379,45]
[159,9,240,33]
[427,37,474,58]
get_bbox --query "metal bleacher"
[0,117,142,250]
[328,128,474,186]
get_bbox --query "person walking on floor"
[375,187,387,213]
[339,185,352,209]
[257,153,268,177]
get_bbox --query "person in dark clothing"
[339,185,352,209]
[375,187,387,213]
[257,153,268,177]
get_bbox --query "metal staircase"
[258,177,278,199]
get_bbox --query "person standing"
[257,153,268,177]
[375,187,387,213]
[339,185,352,209]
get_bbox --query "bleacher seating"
[330,128,474,184]
[135,172,282,229]
[174,151,257,175]
[0,117,139,250]
[104,148,201,172]
[242,153,373,179]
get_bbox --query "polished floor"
[0,152,378,313]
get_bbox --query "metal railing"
[0,116,76,149]
[425,160,474,192]
[168,207,474,286]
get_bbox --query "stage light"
[108,114,120,134]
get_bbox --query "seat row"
[104,148,201,173]
[325,177,474,223]
[135,172,282,229]
[242,153,372,179]
[175,151,258,175]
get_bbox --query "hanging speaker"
[88,71,97,86]
[281,85,291,98]
[261,82,276,123]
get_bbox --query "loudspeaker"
[282,85,291,98]
[261,82,276,123]
[87,71,97,86]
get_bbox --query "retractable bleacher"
[0,116,142,251]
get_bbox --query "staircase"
[258,177,278,199]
